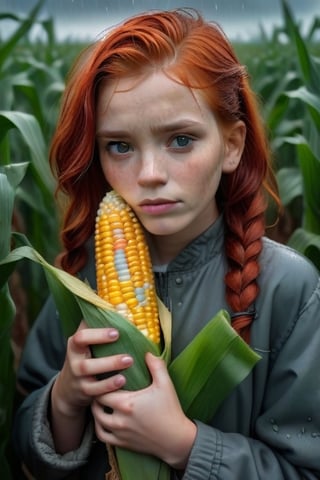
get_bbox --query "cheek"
[101,163,112,184]
[100,162,129,190]
[181,149,224,191]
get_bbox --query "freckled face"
[96,71,227,255]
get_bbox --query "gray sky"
[1,0,319,41]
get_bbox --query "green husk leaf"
[44,267,82,338]
[157,297,172,364]
[115,448,170,480]
[77,299,160,390]
[170,310,261,421]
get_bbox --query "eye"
[107,141,132,154]
[170,135,193,149]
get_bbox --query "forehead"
[96,71,212,124]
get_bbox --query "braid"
[224,191,267,342]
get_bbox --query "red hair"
[50,9,279,341]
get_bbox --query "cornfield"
[0,0,319,478]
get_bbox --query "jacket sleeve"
[13,296,95,479]
[183,276,320,480]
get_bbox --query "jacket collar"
[166,215,225,272]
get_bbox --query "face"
[96,71,243,262]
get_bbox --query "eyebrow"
[150,119,203,134]
[96,119,203,138]
[96,129,129,138]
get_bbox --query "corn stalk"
[0,163,29,480]
[277,0,320,270]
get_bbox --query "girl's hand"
[92,352,197,469]
[52,321,133,415]
[50,321,133,453]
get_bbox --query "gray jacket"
[13,217,320,479]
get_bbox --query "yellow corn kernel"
[95,190,160,344]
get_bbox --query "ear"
[222,120,246,173]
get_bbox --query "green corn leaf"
[0,164,29,480]
[0,176,14,261]
[0,167,16,337]
[169,310,261,422]
[0,111,54,195]
[281,0,320,92]
[264,71,296,130]
[285,87,320,130]
[0,172,15,480]
[296,142,320,234]
[288,228,320,271]
[13,81,45,128]
[115,447,170,480]
[0,162,29,191]
[282,136,320,234]
[0,0,44,69]
[40,17,56,46]
[14,184,51,216]
[276,167,302,206]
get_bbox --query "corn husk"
[0,239,261,479]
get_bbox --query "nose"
[137,150,168,186]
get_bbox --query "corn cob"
[95,190,160,344]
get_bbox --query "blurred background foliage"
[0,0,319,478]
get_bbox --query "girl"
[14,9,320,479]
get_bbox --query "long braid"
[219,70,279,341]
[224,193,266,342]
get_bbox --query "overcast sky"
[1,0,319,41]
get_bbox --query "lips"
[140,198,175,206]
[139,198,179,215]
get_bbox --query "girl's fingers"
[75,327,119,346]
[80,373,127,397]
[144,352,168,386]
[75,354,134,377]
[68,327,119,355]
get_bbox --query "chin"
[146,227,175,237]
[139,215,191,238]
[142,222,178,237]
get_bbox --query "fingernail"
[121,355,133,366]
[108,329,119,339]
[114,374,125,387]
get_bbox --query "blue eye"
[107,141,131,154]
[171,135,193,148]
